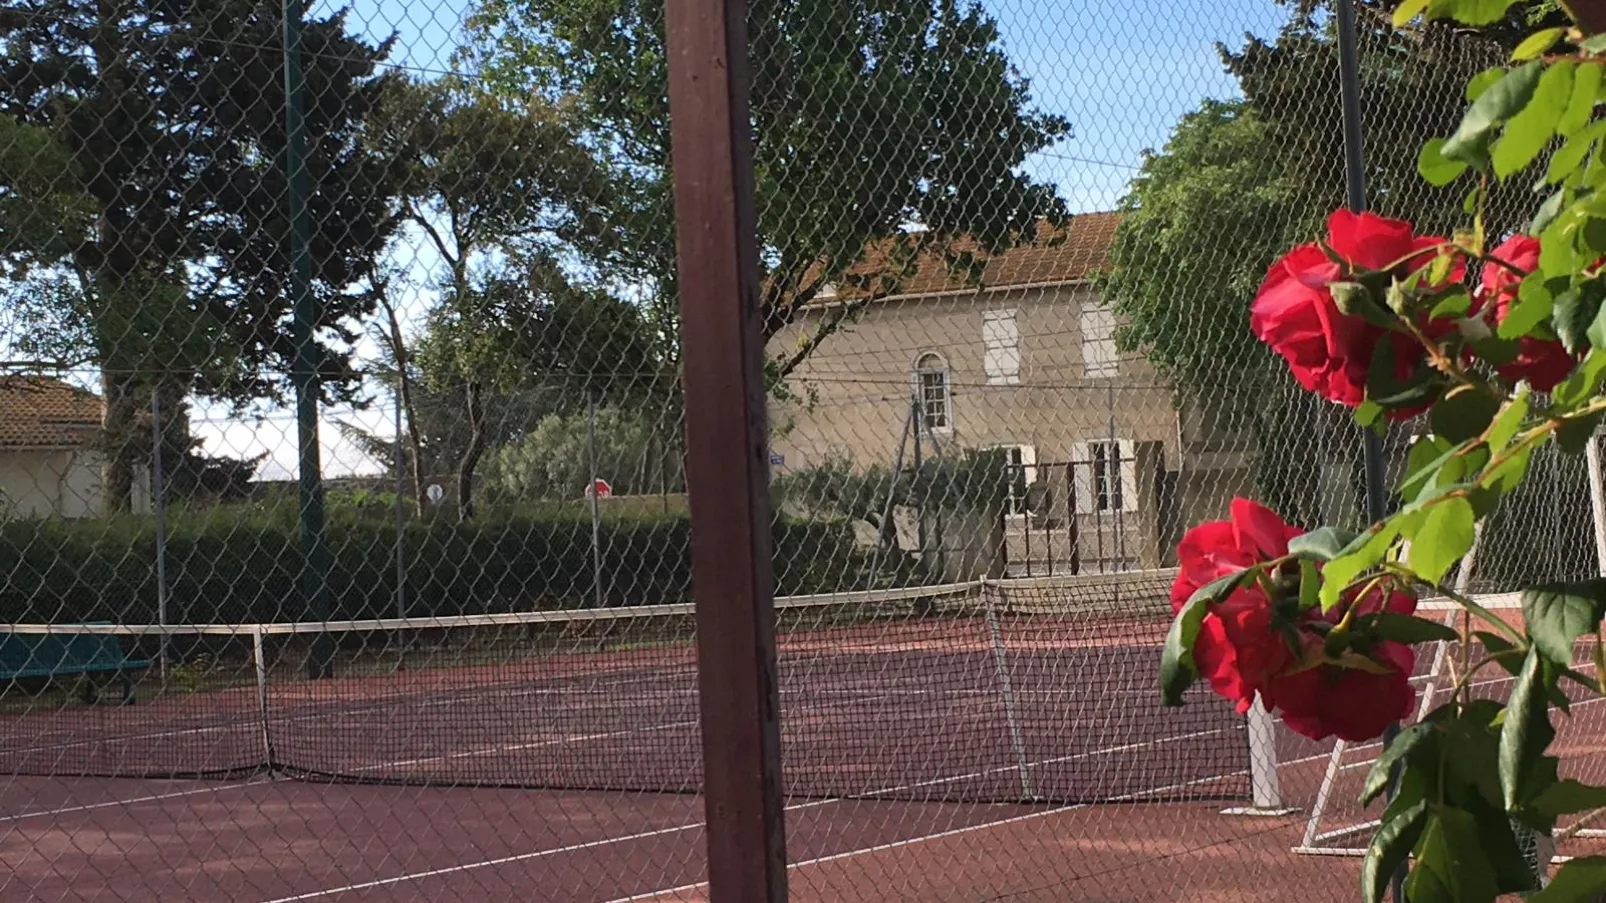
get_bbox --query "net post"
[981,584,1035,800]
[1586,433,1606,575]
[251,625,272,766]
[663,0,787,896]
[1222,694,1294,816]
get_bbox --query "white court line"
[0,776,275,824]
[256,818,716,903]
[368,720,698,770]
[260,723,1240,902]
[602,768,1255,903]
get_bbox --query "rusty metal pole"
[663,0,788,898]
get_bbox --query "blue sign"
[770,453,785,467]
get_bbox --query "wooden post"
[663,0,788,898]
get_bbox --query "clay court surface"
[1,768,1364,901]
[2,602,1604,901]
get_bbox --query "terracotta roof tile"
[0,377,104,449]
[821,211,1120,302]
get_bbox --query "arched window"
[914,352,950,431]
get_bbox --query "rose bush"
[1170,498,1303,713]
[1250,209,1459,413]
[1172,498,1418,742]
[1159,5,1606,901]
[1477,234,1578,391]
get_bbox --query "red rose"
[1171,499,1303,713]
[1268,640,1416,743]
[1478,234,1578,391]
[1251,210,1455,413]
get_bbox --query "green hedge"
[0,505,867,623]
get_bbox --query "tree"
[1098,14,1525,526]
[0,0,404,508]
[463,0,1069,378]
[412,259,662,519]
[367,79,641,519]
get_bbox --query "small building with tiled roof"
[0,376,109,518]
[768,211,1251,576]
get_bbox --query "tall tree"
[0,0,404,508]
[463,0,1069,377]
[1098,13,1526,526]
[367,78,638,518]
[412,259,661,518]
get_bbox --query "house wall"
[770,283,1179,469]
[0,448,108,519]
[768,283,1186,570]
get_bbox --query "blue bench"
[0,630,152,704]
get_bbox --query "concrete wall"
[769,284,1182,473]
[0,448,107,519]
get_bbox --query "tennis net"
[0,572,1250,804]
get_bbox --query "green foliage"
[410,257,663,517]
[0,0,405,401]
[1101,15,1528,528]
[462,0,1068,377]
[484,405,684,501]
[1287,526,1360,561]
[773,448,1008,523]
[1158,9,1606,897]
[1499,650,1557,811]
[1532,857,1606,901]
[1521,580,1606,665]
[368,79,666,518]
[1408,496,1477,585]
[0,505,865,623]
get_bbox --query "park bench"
[0,629,151,704]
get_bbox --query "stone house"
[767,213,1252,574]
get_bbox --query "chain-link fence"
[2,0,1601,900]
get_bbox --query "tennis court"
[9,577,1606,901]
[0,573,1324,901]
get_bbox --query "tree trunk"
[456,378,486,521]
[379,297,427,513]
[100,371,139,514]
[402,374,426,515]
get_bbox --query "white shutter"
[1081,306,1118,377]
[1071,441,1095,514]
[983,310,1020,385]
[1118,439,1138,512]
[1018,443,1038,485]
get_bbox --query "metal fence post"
[394,374,406,621]
[150,391,169,676]
[283,0,332,679]
[1336,2,1402,899]
[589,391,605,608]
[663,0,788,898]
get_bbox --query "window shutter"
[1071,441,1094,514]
[1118,439,1138,512]
[983,311,1020,385]
[1081,306,1118,378]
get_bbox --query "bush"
[0,505,867,623]
[483,406,684,502]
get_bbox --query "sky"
[193,0,1295,481]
